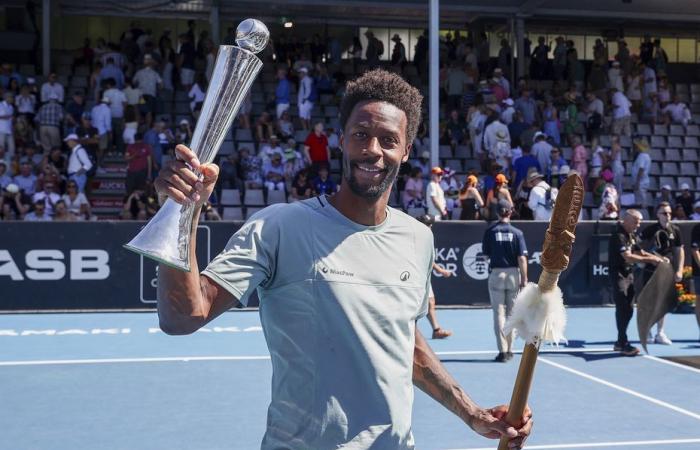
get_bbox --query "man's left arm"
[674,228,685,281]
[413,329,532,446]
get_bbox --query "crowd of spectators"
[0,23,698,222]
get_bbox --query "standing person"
[427,166,447,221]
[103,78,127,153]
[297,67,314,130]
[482,200,528,362]
[416,214,453,339]
[35,93,63,153]
[526,171,554,221]
[0,93,15,160]
[458,174,484,220]
[485,173,514,221]
[153,69,531,448]
[303,121,330,174]
[91,96,112,162]
[640,202,685,345]
[631,138,652,210]
[64,133,93,193]
[177,33,196,91]
[124,132,152,195]
[132,54,162,126]
[608,210,665,356]
[390,34,407,71]
[274,68,290,119]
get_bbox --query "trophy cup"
[124,18,269,271]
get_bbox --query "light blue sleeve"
[201,205,283,306]
[416,226,435,320]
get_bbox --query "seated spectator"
[657,76,671,106]
[263,153,286,191]
[254,111,275,143]
[326,127,340,153]
[1,183,30,219]
[19,145,43,172]
[13,162,38,195]
[690,201,700,221]
[662,95,692,126]
[36,164,62,195]
[676,183,695,217]
[238,146,263,189]
[0,161,10,188]
[24,199,52,221]
[53,199,76,221]
[445,109,467,150]
[642,91,660,124]
[62,180,90,217]
[440,167,460,216]
[282,140,306,182]
[655,184,675,210]
[597,169,619,220]
[237,91,252,129]
[259,134,284,162]
[312,165,337,196]
[673,203,687,221]
[200,202,221,221]
[216,151,240,191]
[275,110,295,141]
[402,167,425,209]
[124,132,153,195]
[289,169,313,202]
[175,119,193,145]
[303,122,330,173]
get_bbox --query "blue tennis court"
[1,307,699,450]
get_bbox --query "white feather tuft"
[504,282,567,346]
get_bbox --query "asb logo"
[461,243,489,280]
[0,249,110,281]
[400,271,410,281]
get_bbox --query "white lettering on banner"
[433,263,457,277]
[70,250,110,280]
[495,232,514,242]
[528,251,542,265]
[0,250,25,280]
[0,249,110,281]
[25,250,65,280]
[593,264,609,276]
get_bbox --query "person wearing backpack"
[526,171,556,221]
[64,133,94,193]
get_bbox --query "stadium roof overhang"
[44,0,700,28]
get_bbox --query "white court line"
[444,437,700,450]
[538,357,700,421]
[643,354,700,375]
[0,348,617,367]
[436,348,614,356]
[0,355,271,367]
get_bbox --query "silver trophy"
[124,18,269,271]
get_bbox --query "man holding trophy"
[129,19,531,450]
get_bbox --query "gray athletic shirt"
[202,195,434,449]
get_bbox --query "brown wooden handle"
[496,343,539,450]
[497,270,558,450]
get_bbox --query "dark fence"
[2,220,699,311]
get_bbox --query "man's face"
[314,123,324,134]
[35,204,45,215]
[55,203,66,214]
[623,214,642,233]
[48,73,57,84]
[340,100,409,200]
[551,149,560,161]
[20,164,31,176]
[658,206,672,227]
[44,183,54,193]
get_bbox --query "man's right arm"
[155,145,238,335]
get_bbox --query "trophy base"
[123,243,192,272]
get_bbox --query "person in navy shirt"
[481,200,528,362]
[312,165,337,196]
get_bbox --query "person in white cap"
[0,92,14,160]
[297,67,314,130]
[35,93,64,152]
[91,95,112,160]
[500,98,515,124]
[654,184,675,210]
[64,133,93,193]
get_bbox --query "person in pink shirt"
[571,135,589,185]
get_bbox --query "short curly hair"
[339,69,423,146]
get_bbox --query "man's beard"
[342,153,399,199]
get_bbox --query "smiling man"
[154,69,531,449]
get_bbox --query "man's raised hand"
[155,144,219,205]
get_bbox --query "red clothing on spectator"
[126,142,152,172]
[305,132,329,162]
